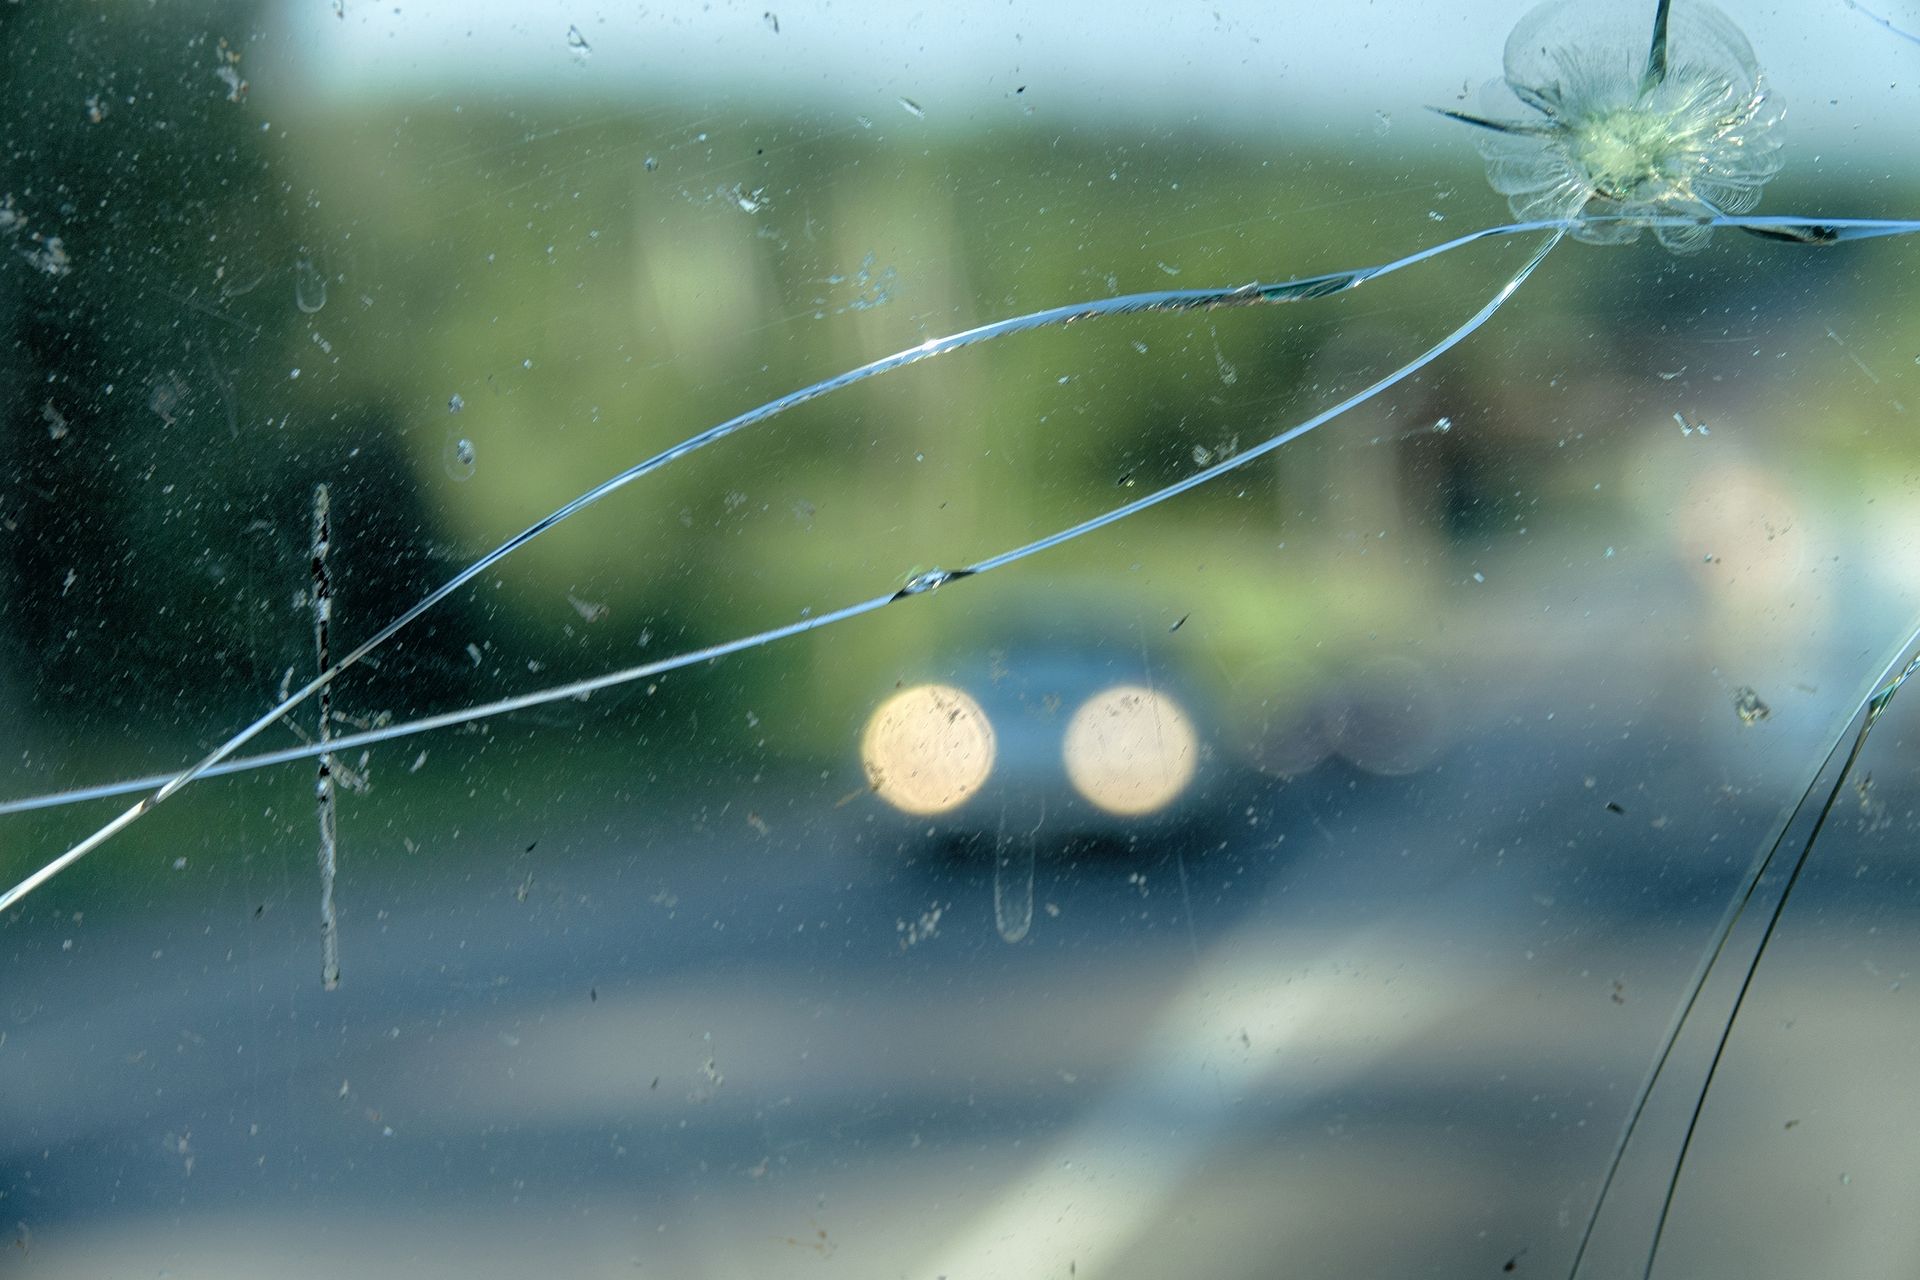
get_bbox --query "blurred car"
[857,621,1226,846]
[855,604,1456,851]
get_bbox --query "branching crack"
[0,215,1915,865]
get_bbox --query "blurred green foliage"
[3,2,1916,793]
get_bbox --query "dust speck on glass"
[3,2,1919,1278]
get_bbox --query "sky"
[266,0,1920,161]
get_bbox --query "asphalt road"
[4,624,1917,1280]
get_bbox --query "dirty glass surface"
[3,2,1919,1277]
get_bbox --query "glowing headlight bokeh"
[861,684,996,815]
[1062,684,1198,816]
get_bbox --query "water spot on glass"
[22,234,71,277]
[1733,686,1772,725]
[443,434,477,481]
[897,902,942,948]
[447,393,465,413]
[565,25,592,59]
[993,836,1035,943]
[1373,109,1392,136]
[897,96,925,119]
[822,251,895,313]
[293,257,326,314]
[1191,436,1236,466]
[643,155,658,172]
[214,63,247,103]
[763,11,779,33]
[147,374,186,426]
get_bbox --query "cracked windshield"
[5,1,1920,1276]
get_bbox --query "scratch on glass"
[311,485,342,991]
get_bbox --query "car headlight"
[861,684,996,815]
[1061,684,1198,816]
